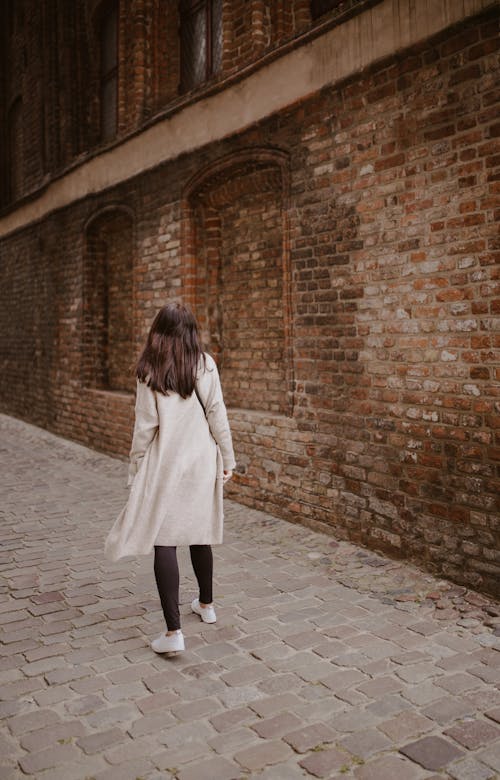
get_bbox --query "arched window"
[8,98,23,202]
[84,209,134,391]
[179,0,223,92]
[100,1,118,140]
[182,150,293,415]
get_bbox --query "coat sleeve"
[127,379,159,486]
[197,355,236,471]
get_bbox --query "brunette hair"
[136,302,205,397]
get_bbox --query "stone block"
[20,719,86,751]
[210,706,253,732]
[356,676,403,698]
[354,754,422,779]
[77,726,125,755]
[283,722,337,753]
[127,709,177,737]
[448,757,497,780]
[177,756,242,780]
[445,718,500,749]
[299,747,349,777]
[18,744,80,774]
[250,711,302,739]
[171,697,221,722]
[234,740,293,771]
[400,736,464,770]
[7,708,61,736]
[341,728,393,759]
[378,710,434,741]
[477,743,500,774]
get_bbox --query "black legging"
[154,545,213,631]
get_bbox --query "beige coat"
[104,354,236,561]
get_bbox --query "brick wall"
[0,6,499,595]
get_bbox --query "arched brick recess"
[83,207,135,392]
[181,148,293,415]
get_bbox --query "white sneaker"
[191,598,216,624]
[151,630,185,654]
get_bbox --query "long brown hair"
[136,302,205,397]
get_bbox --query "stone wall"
[0,3,499,595]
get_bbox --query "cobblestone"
[282,722,337,753]
[445,718,500,749]
[353,753,422,779]
[299,746,351,777]
[0,414,499,779]
[234,739,293,771]
[77,727,125,755]
[448,756,498,780]
[18,743,81,774]
[400,735,465,770]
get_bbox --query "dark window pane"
[8,99,23,201]
[101,75,117,140]
[311,0,345,19]
[180,0,222,92]
[211,0,222,74]
[100,3,118,139]
[181,1,206,90]
[101,5,118,75]
[192,4,207,84]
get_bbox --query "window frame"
[99,1,119,141]
[179,0,222,93]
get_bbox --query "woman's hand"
[223,470,233,484]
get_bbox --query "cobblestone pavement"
[1,413,500,780]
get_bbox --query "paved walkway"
[0,413,499,780]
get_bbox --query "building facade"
[1,0,499,595]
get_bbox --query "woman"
[104,302,235,655]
